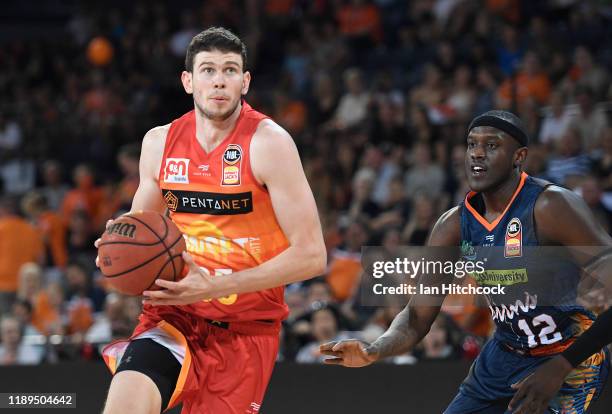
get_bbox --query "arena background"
[1,0,611,413]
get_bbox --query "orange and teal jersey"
[153,101,289,324]
[459,172,595,355]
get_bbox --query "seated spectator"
[85,293,132,344]
[417,314,459,360]
[402,193,438,245]
[60,164,104,227]
[538,90,575,147]
[546,127,592,185]
[0,200,43,314]
[21,191,68,269]
[296,305,350,363]
[564,46,609,101]
[39,160,69,212]
[332,68,370,130]
[11,299,43,339]
[575,176,612,234]
[0,316,44,365]
[571,86,608,151]
[497,51,551,109]
[326,221,368,302]
[404,142,445,201]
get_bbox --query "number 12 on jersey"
[517,314,562,348]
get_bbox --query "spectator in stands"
[576,176,612,233]
[332,68,370,130]
[546,127,592,186]
[39,160,69,212]
[497,51,551,109]
[22,191,68,269]
[0,316,44,365]
[326,220,367,302]
[571,86,608,151]
[539,90,575,147]
[0,198,43,314]
[296,305,349,363]
[404,142,445,201]
[60,164,104,227]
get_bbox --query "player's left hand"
[142,251,221,306]
[507,355,573,414]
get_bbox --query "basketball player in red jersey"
[98,27,326,414]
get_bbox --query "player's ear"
[514,147,528,168]
[181,71,193,95]
[241,71,251,96]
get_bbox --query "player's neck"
[195,101,242,153]
[481,172,522,216]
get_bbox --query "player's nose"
[470,144,486,159]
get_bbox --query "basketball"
[98,211,186,296]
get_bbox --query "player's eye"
[467,142,475,149]
[203,67,214,74]
[225,67,236,74]
[487,143,497,149]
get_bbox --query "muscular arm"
[321,206,461,366]
[217,120,326,295]
[367,207,461,360]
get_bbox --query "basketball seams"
[143,251,183,291]
[103,233,184,278]
[128,214,179,279]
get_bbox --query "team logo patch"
[164,191,179,212]
[164,158,190,184]
[504,217,522,258]
[221,144,242,186]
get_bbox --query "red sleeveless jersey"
[150,101,289,323]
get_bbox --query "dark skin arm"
[320,206,461,367]
[508,186,612,414]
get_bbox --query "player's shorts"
[444,337,609,414]
[102,308,280,414]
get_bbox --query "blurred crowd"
[2,0,612,365]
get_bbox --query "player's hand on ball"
[320,339,378,368]
[507,355,573,414]
[142,251,218,306]
[95,219,114,268]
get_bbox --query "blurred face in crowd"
[181,49,250,122]
[307,282,331,304]
[73,165,94,189]
[465,126,527,193]
[0,318,21,349]
[18,263,42,299]
[580,177,602,207]
[311,308,338,342]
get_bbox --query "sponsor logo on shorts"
[162,189,253,215]
[164,158,190,184]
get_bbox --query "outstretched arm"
[320,206,462,367]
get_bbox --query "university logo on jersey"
[221,144,242,186]
[504,217,522,258]
[164,158,190,184]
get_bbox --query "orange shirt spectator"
[22,191,68,268]
[61,164,105,226]
[325,250,362,302]
[337,2,382,42]
[0,214,43,294]
[497,52,551,107]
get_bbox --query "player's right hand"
[95,219,114,268]
[320,339,378,368]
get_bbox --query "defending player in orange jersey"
[98,27,326,414]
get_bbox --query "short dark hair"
[185,27,247,72]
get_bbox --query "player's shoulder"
[142,123,171,150]
[428,206,461,246]
[535,184,584,214]
[251,119,296,156]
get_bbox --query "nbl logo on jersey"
[164,158,190,184]
[504,217,522,258]
[221,144,242,186]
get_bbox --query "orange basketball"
[98,211,186,296]
[87,36,114,66]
